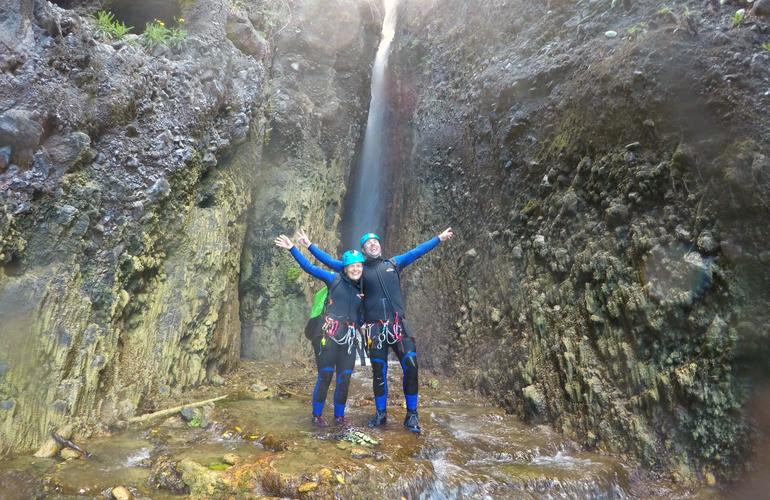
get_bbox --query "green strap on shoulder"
[310,286,328,318]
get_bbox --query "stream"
[0,360,714,499]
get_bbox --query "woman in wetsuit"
[274,234,365,427]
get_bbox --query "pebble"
[250,382,268,392]
[146,178,170,201]
[179,407,198,422]
[318,467,333,482]
[60,448,82,460]
[222,453,239,465]
[112,485,133,500]
[605,30,618,38]
[350,447,371,458]
[697,231,719,254]
[297,481,318,493]
[490,307,502,324]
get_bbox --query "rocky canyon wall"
[0,0,378,456]
[387,0,770,480]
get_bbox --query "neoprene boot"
[404,410,421,434]
[335,416,351,428]
[312,415,328,428]
[367,410,387,428]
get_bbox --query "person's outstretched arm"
[274,234,336,285]
[296,228,344,272]
[393,227,454,269]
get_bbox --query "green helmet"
[341,250,365,267]
[359,232,380,247]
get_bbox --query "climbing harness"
[322,317,361,355]
[364,312,404,350]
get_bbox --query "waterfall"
[344,0,399,248]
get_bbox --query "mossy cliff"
[0,0,378,457]
[386,0,770,481]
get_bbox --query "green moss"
[285,266,301,283]
[550,132,570,152]
[521,198,542,216]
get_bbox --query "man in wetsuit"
[296,227,454,434]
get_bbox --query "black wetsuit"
[308,237,440,413]
[289,247,362,418]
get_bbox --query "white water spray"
[346,0,399,246]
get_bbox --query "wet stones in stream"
[149,455,187,494]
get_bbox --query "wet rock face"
[0,0,378,459]
[0,0,268,456]
[388,0,770,480]
[238,0,380,360]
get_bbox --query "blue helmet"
[341,250,365,267]
[359,232,380,248]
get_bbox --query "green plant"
[658,6,673,16]
[90,10,133,40]
[188,415,202,428]
[142,17,187,49]
[628,22,649,37]
[762,42,770,53]
[142,19,169,47]
[167,25,188,49]
[731,9,745,28]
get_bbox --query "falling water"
[344,0,399,247]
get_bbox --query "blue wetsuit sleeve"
[392,236,441,269]
[289,246,336,285]
[308,244,345,272]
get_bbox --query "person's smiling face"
[362,238,381,258]
[345,262,363,281]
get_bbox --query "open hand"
[296,228,311,248]
[438,227,454,242]
[274,234,294,250]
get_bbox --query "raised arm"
[274,234,336,284]
[393,227,454,269]
[296,228,344,272]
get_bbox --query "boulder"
[179,458,226,497]
[750,0,770,17]
[0,110,42,151]
[226,12,268,59]
[0,0,34,52]
[522,385,548,415]
[605,202,629,227]
[149,456,187,494]
[43,132,91,170]
[33,424,73,458]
